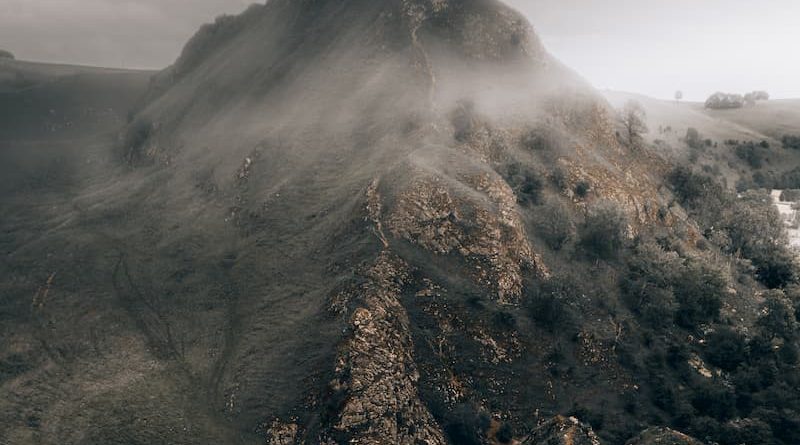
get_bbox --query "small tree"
[675,90,684,104]
[620,100,648,147]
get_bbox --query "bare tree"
[620,100,648,147]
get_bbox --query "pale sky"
[1,0,798,101]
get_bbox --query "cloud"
[2,0,798,99]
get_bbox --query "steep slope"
[3,1,798,445]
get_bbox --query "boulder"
[521,416,602,445]
[625,427,703,445]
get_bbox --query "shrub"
[757,290,799,341]
[495,422,513,443]
[521,126,563,152]
[705,327,747,371]
[691,379,737,420]
[668,166,719,207]
[122,118,153,163]
[451,100,477,142]
[535,199,576,251]
[575,180,591,198]
[667,166,732,228]
[550,166,569,191]
[673,258,727,327]
[685,128,703,150]
[779,167,800,189]
[502,162,543,205]
[753,249,798,289]
[0,49,14,60]
[443,404,491,445]
[621,241,682,327]
[580,201,628,260]
[526,275,581,333]
[735,142,767,169]
[721,418,773,445]
[728,190,797,288]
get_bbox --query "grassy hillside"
[604,91,800,190]
[0,59,153,141]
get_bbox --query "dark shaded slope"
[0,59,152,141]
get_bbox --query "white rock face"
[771,190,800,251]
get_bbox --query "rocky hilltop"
[2,1,800,445]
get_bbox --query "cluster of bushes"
[782,135,800,150]
[0,49,14,60]
[744,90,770,106]
[640,286,800,445]
[705,91,769,109]
[668,167,798,289]
[743,167,800,191]
[531,196,627,258]
[733,141,770,169]
[705,92,745,109]
[534,198,575,251]
[526,274,584,333]
[501,162,544,206]
[622,240,728,329]
[579,201,628,260]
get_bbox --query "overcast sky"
[1,0,798,101]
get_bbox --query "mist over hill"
[2,1,800,445]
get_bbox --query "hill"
[604,91,800,190]
[2,1,800,445]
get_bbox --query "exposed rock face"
[265,419,300,445]
[521,416,603,445]
[320,183,446,445]
[387,172,547,304]
[625,427,703,445]
[324,252,446,445]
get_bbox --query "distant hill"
[0,59,153,140]
[603,90,800,189]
